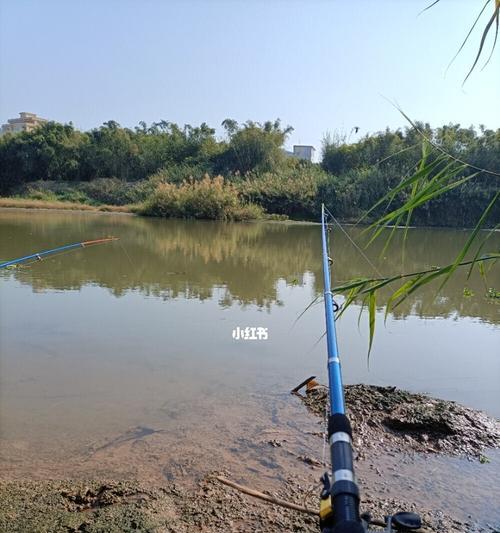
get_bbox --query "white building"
[1,112,48,136]
[293,145,315,162]
[283,145,316,162]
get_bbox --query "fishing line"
[117,239,136,271]
[323,205,383,278]
[293,205,380,357]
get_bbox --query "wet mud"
[1,385,499,532]
[1,474,494,533]
[299,384,500,458]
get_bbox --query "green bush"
[17,178,149,206]
[147,163,211,185]
[22,181,90,204]
[239,165,328,219]
[79,178,151,205]
[317,168,403,220]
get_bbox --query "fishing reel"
[319,473,422,533]
[360,512,423,533]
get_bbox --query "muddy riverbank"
[0,475,484,533]
[298,383,500,459]
[2,385,498,532]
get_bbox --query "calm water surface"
[0,210,499,522]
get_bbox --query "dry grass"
[0,197,135,213]
[98,204,138,213]
[140,176,264,220]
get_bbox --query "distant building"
[1,112,48,136]
[283,144,316,162]
[293,145,315,162]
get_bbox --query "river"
[0,209,498,525]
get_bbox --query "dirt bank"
[0,476,483,533]
[1,385,499,532]
[299,384,500,459]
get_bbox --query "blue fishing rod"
[0,237,118,270]
[318,204,421,533]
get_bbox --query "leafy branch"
[333,253,499,358]
[331,131,499,356]
[424,0,500,84]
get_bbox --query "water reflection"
[0,210,499,502]
[1,210,498,323]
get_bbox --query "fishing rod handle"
[328,413,365,533]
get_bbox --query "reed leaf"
[424,0,499,84]
[333,254,500,353]
[464,2,500,84]
[357,157,445,225]
[384,277,422,322]
[365,171,474,244]
[438,190,500,291]
[368,291,376,359]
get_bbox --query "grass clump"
[141,175,263,221]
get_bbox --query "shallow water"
[0,210,499,525]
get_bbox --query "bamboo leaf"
[384,277,421,321]
[480,4,499,70]
[439,191,500,291]
[420,0,441,14]
[365,179,467,243]
[466,223,499,279]
[357,157,445,225]
[444,0,491,73]
[292,294,321,328]
[463,4,500,84]
[332,278,372,293]
[368,291,376,359]
[357,299,366,328]
[364,160,467,235]
[337,286,363,319]
[372,172,474,230]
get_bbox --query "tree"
[0,122,88,193]
[215,119,293,175]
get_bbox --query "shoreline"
[0,197,136,215]
[2,384,498,533]
[0,201,495,231]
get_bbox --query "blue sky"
[0,0,498,152]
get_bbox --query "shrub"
[79,178,151,205]
[16,178,150,206]
[141,175,263,221]
[148,163,212,185]
[239,166,328,219]
[22,181,91,204]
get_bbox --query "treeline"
[0,119,289,187]
[0,119,498,226]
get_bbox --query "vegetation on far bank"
[0,119,498,225]
[0,196,135,213]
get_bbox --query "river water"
[0,210,499,524]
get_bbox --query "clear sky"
[0,0,498,152]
